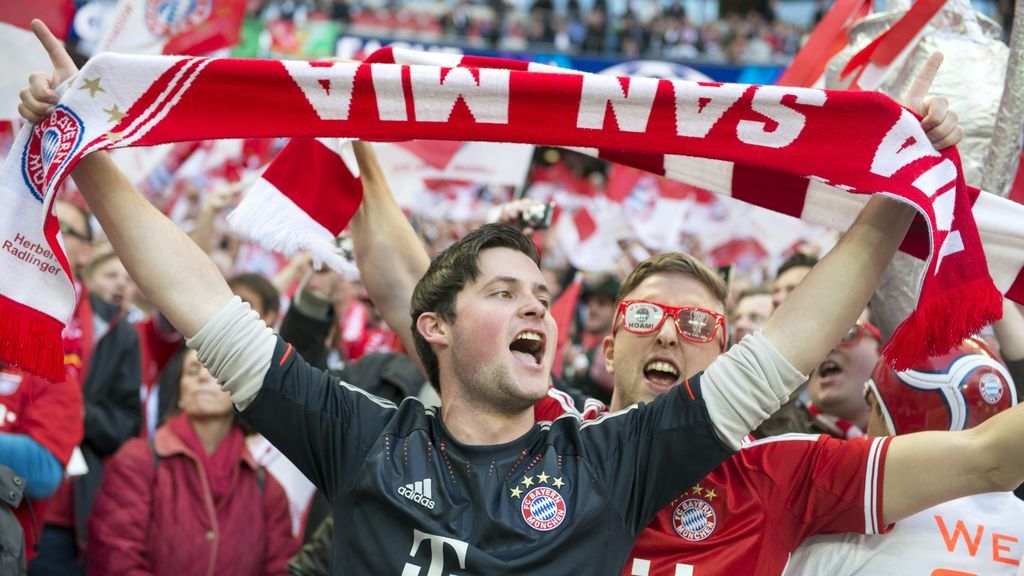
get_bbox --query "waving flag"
[94,0,246,56]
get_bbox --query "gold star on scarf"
[80,77,104,97]
[103,104,127,123]
[106,131,124,142]
[510,486,522,499]
[552,477,564,489]
[537,471,550,484]
[690,484,703,496]
[521,475,535,488]
[705,488,717,500]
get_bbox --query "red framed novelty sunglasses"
[614,299,727,351]
[838,321,882,349]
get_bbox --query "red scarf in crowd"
[168,413,246,507]
[1,47,1021,380]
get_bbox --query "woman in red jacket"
[87,348,297,575]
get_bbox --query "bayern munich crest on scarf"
[521,486,567,531]
[146,0,213,36]
[21,105,84,202]
[672,498,717,541]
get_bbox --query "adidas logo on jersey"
[398,479,436,510]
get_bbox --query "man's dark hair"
[775,252,818,279]
[228,273,281,318]
[410,224,540,391]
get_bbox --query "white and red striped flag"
[227,138,362,276]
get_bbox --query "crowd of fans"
[253,0,807,63]
[5,146,1023,572]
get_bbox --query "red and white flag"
[550,274,583,380]
[838,0,949,91]
[227,138,362,276]
[94,0,246,56]
[777,0,871,88]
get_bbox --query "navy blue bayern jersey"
[242,338,733,574]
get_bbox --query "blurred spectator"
[805,315,878,438]
[228,273,282,328]
[338,289,403,362]
[730,286,772,345]
[580,9,607,53]
[563,275,620,404]
[665,0,686,19]
[83,251,132,312]
[54,201,93,280]
[0,367,84,568]
[771,252,817,309]
[88,349,296,575]
[33,247,141,576]
[616,11,649,56]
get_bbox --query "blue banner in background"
[334,33,784,84]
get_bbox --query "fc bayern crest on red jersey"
[672,498,717,541]
[145,0,213,36]
[521,486,567,531]
[21,106,85,202]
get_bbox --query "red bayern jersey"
[624,433,893,576]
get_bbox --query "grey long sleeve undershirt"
[187,296,805,450]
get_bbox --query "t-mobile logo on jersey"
[398,478,437,510]
[401,529,469,576]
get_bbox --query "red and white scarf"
[1,47,1020,380]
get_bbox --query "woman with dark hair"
[87,348,296,575]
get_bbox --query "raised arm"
[21,20,233,338]
[761,53,961,375]
[993,299,1024,362]
[348,141,430,367]
[881,401,1024,523]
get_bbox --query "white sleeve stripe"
[863,437,885,534]
[742,433,822,449]
[578,404,640,429]
[547,388,581,416]
[338,380,400,410]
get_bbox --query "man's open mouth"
[510,330,545,366]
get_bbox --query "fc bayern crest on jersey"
[979,373,1004,405]
[146,0,213,36]
[521,486,567,531]
[21,106,85,202]
[672,498,717,541]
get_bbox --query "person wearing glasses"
[803,317,880,439]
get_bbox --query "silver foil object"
[825,3,1011,339]
[982,0,1024,197]
[826,5,1007,188]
